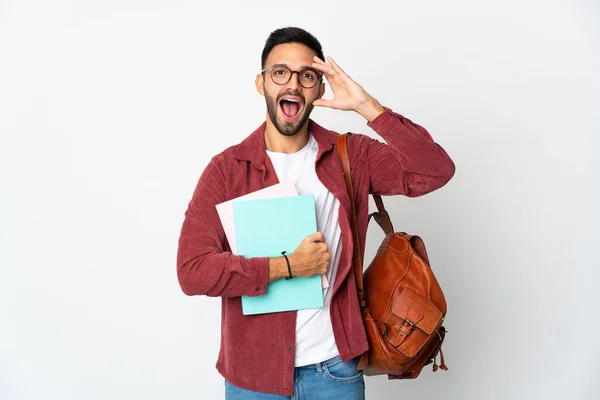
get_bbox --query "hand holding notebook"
[233,194,324,314]
[216,182,329,289]
[282,231,330,279]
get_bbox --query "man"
[177,27,455,399]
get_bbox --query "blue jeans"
[224,355,365,400]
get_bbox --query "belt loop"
[315,360,323,374]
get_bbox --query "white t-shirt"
[266,132,343,367]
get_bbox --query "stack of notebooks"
[216,182,328,315]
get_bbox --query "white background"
[1,0,599,399]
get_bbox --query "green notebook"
[233,194,324,315]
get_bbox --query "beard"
[265,90,315,137]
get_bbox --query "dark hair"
[261,27,325,69]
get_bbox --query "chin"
[277,108,312,137]
[265,93,313,137]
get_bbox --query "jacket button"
[255,285,260,291]
[286,345,291,351]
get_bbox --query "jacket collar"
[232,119,338,167]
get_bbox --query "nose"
[285,71,301,90]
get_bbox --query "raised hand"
[311,56,385,121]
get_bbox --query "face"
[256,43,325,137]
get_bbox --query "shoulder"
[337,131,377,159]
[206,130,256,174]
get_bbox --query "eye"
[302,71,317,80]
[272,67,289,76]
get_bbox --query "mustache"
[277,91,305,103]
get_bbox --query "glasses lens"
[271,66,291,84]
[299,69,319,88]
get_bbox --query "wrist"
[281,251,293,280]
[268,255,296,283]
[355,96,385,122]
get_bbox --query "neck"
[264,115,310,154]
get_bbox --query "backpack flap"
[385,287,443,357]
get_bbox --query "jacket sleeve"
[355,107,455,197]
[176,157,270,297]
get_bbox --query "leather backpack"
[337,133,449,379]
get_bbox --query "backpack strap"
[337,134,395,235]
[369,196,395,236]
[337,133,366,308]
[337,133,396,308]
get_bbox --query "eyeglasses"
[261,64,323,88]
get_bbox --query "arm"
[177,158,332,296]
[311,57,455,197]
[268,256,293,282]
[176,158,270,297]
[361,103,456,197]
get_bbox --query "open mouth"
[279,97,303,120]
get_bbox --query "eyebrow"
[271,63,318,72]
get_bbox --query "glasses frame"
[261,64,323,89]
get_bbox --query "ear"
[255,74,265,96]
[317,81,326,99]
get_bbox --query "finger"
[326,56,347,76]
[314,55,344,76]
[312,98,337,108]
[308,231,324,242]
[311,61,335,77]
[312,57,335,71]
[319,263,328,274]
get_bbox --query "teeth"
[282,98,299,103]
